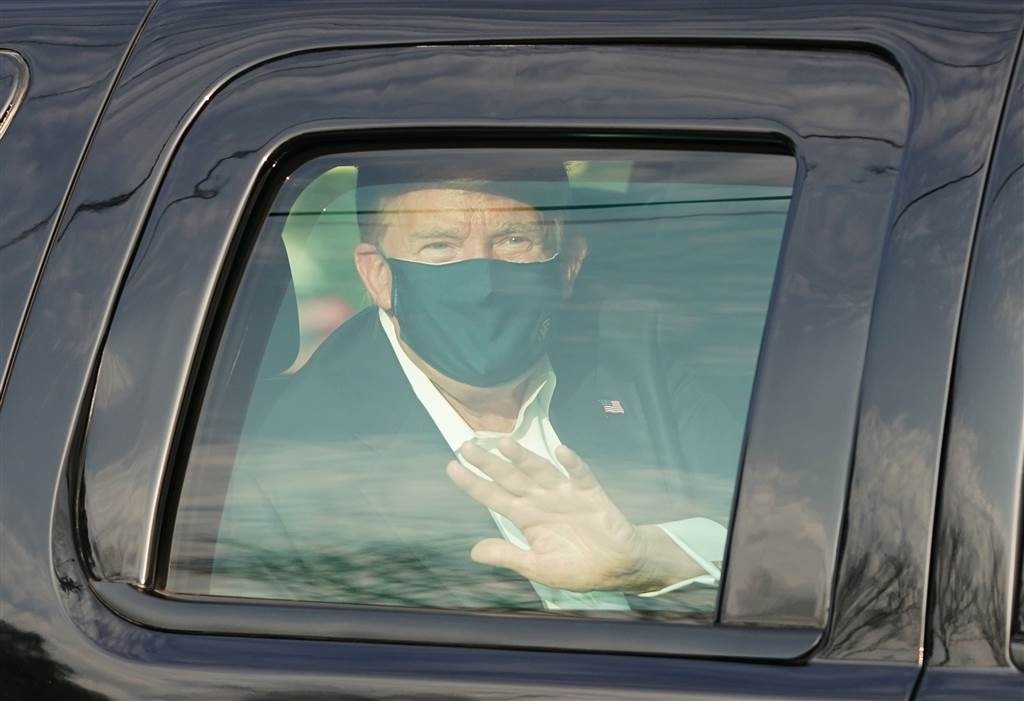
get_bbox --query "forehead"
[380,188,543,227]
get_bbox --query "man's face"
[355,186,586,316]
[375,188,556,264]
[353,184,587,389]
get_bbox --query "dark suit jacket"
[210,307,736,612]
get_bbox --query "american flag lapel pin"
[600,399,625,415]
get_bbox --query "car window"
[164,146,794,619]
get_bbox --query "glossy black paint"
[92,582,820,660]
[916,668,1024,700]
[820,13,1023,667]
[82,45,908,648]
[43,472,913,700]
[922,37,1024,673]
[0,1,151,395]
[0,1,1021,698]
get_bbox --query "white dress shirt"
[379,309,724,610]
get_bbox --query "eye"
[419,240,457,257]
[498,234,534,249]
[417,240,458,263]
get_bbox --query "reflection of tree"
[826,410,933,660]
[0,621,109,700]
[826,543,917,659]
[196,536,553,610]
[174,440,719,618]
[826,412,1007,664]
[176,535,715,619]
[929,424,1006,666]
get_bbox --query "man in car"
[212,153,726,610]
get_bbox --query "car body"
[1,2,1022,699]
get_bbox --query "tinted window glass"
[166,147,794,619]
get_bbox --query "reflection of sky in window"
[281,181,790,326]
[561,182,791,505]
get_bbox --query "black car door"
[915,37,1024,701]
[2,3,1022,699]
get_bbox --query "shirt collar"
[377,308,555,450]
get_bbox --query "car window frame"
[163,143,799,606]
[73,42,910,660]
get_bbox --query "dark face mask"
[387,255,563,387]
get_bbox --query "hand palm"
[448,439,644,592]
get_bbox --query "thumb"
[470,538,534,578]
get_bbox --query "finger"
[554,444,596,486]
[458,442,532,495]
[446,460,523,517]
[495,437,564,486]
[470,537,536,579]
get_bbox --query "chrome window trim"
[0,50,29,142]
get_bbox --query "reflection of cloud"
[91,350,135,411]
[82,442,164,579]
[725,459,831,623]
[988,170,1024,342]
[1,530,55,632]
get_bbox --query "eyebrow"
[406,228,466,242]
[406,222,545,241]
[493,222,545,234]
